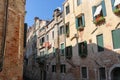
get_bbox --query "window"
[78,41,88,57]
[53,47,56,56]
[40,51,44,57]
[112,28,120,49]
[92,0,106,25]
[40,37,45,45]
[60,64,66,73]
[66,5,70,15]
[65,46,72,59]
[47,35,49,41]
[76,14,85,29]
[111,0,120,12]
[65,22,70,37]
[52,31,54,39]
[77,0,82,6]
[61,43,65,55]
[52,65,56,72]
[46,65,49,71]
[97,34,104,52]
[81,67,87,79]
[99,67,106,80]
[59,26,64,35]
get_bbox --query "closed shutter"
[101,0,107,16]
[97,34,104,52]
[112,29,120,49]
[111,0,116,11]
[82,15,85,27]
[76,18,79,29]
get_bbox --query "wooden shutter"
[101,0,107,16]
[111,0,115,11]
[97,34,104,51]
[112,29,120,49]
[92,6,96,20]
[76,18,79,29]
[82,15,85,27]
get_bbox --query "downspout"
[0,0,9,71]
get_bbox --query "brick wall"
[0,0,25,80]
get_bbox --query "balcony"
[93,16,105,26]
[43,42,51,49]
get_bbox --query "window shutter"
[97,34,104,51]
[65,47,68,57]
[92,6,96,20]
[101,0,107,16]
[83,41,88,55]
[75,18,79,29]
[112,29,120,49]
[111,0,115,11]
[82,15,85,27]
[68,46,72,57]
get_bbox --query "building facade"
[63,0,120,80]
[24,17,49,80]
[25,0,120,80]
[0,0,26,79]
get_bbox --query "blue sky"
[25,0,65,26]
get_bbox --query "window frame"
[65,5,70,15]
[81,67,88,79]
[98,67,106,80]
[60,64,66,73]
[77,0,82,6]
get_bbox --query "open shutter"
[97,34,104,51]
[82,15,85,27]
[101,0,107,16]
[92,6,96,20]
[68,46,72,57]
[112,29,120,49]
[76,18,79,29]
[78,41,88,57]
[111,0,116,11]
[83,41,88,56]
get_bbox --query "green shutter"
[82,15,85,27]
[92,6,96,20]
[65,46,72,59]
[61,44,64,49]
[101,0,107,16]
[76,18,79,29]
[97,34,104,52]
[111,0,115,11]
[112,29,120,49]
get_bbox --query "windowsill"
[113,48,120,51]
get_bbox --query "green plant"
[93,16,105,24]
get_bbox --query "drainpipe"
[0,0,9,71]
